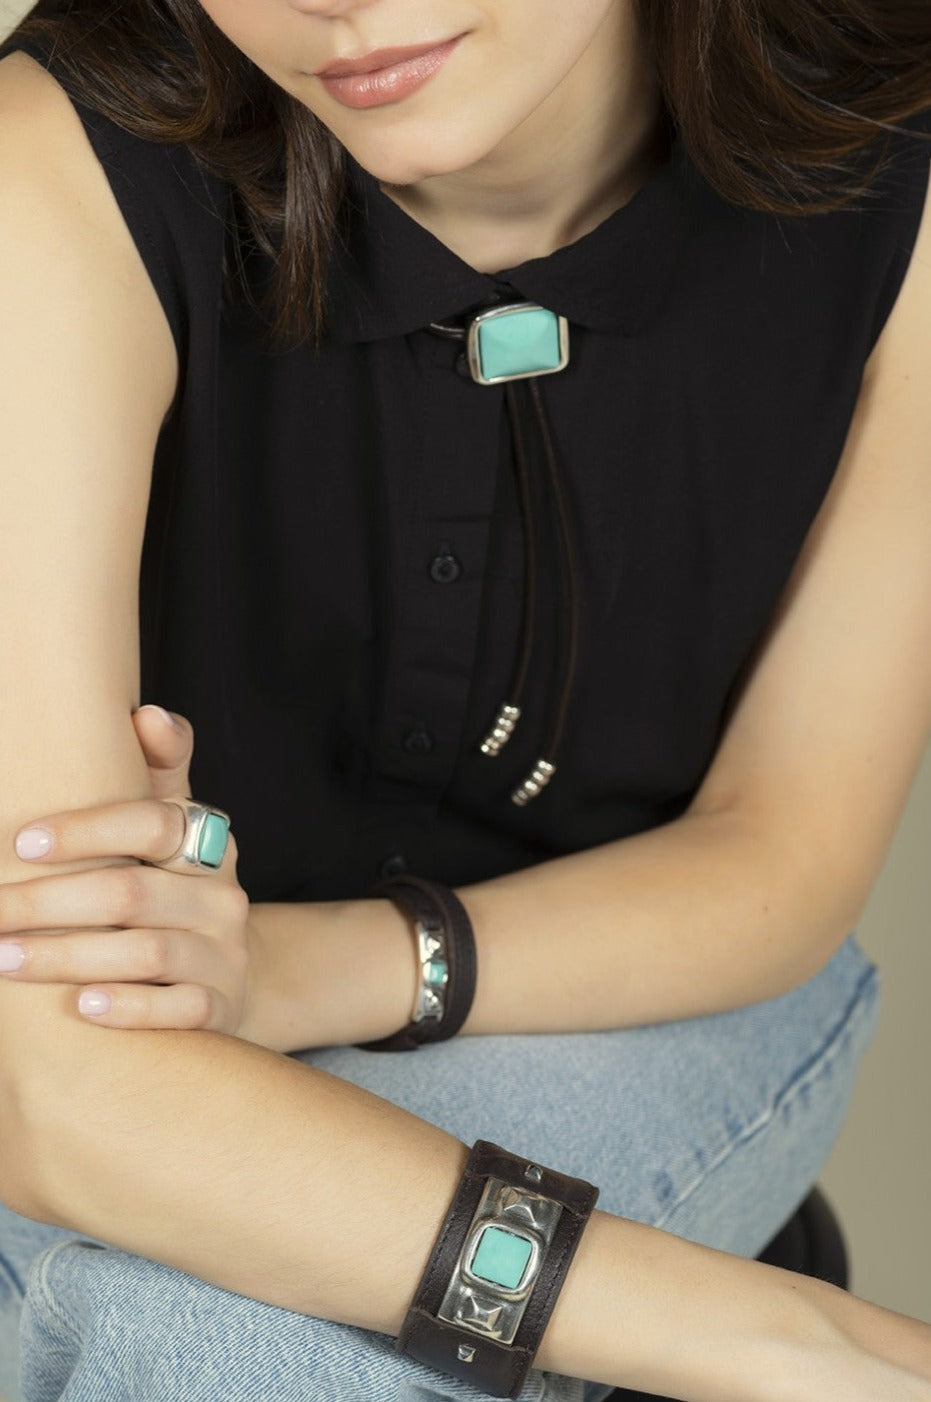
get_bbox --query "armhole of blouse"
[866,109,931,354]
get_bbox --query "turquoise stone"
[469,1226,533,1291]
[425,959,448,987]
[197,812,231,869]
[476,307,563,382]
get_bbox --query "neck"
[380,9,665,273]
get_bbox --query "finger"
[12,799,235,869]
[132,706,194,800]
[76,981,224,1032]
[0,926,218,987]
[14,798,185,866]
[0,865,238,935]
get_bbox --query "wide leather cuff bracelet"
[359,876,478,1052]
[398,1140,599,1398]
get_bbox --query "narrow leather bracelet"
[359,876,478,1052]
[398,1140,599,1398]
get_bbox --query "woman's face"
[196,0,636,187]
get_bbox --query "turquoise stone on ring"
[197,811,231,869]
[466,304,569,386]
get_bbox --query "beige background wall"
[822,745,931,1318]
[2,0,929,1325]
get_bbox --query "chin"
[338,116,501,188]
[350,146,487,189]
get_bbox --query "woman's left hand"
[0,705,258,1038]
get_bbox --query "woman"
[0,1,929,1398]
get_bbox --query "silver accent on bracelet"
[410,917,450,1026]
[436,1175,564,1347]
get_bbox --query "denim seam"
[24,1238,89,1345]
[652,964,879,1231]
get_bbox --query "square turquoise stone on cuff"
[468,1226,534,1291]
[196,811,231,868]
[467,305,569,385]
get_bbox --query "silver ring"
[168,800,231,870]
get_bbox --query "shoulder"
[0,49,178,415]
[0,46,80,130]
[0,47,229,355]
[0,50,107,220]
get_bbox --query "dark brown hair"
[10,0,931,343]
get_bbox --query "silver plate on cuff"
[437,1175,564,1346]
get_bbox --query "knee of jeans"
[653,965,880,1256]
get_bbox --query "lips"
[314,37,463,111]
[315,40,457,81]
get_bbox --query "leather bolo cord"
[524,377,581,802]
[428,322,581,806]
[482,379,581,805]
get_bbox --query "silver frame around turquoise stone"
[410,916,450,1026]
[465,304,570,386]
[436,1171,563,1347]
[173,799,231,870]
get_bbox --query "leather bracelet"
[398,1140,599,1398]
[359,876,478,1052]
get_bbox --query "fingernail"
[137,704,180,732]
[15,827,54,860]
[78,990,112,1017]
[0,944,25,973]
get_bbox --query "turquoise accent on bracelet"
[469,1226,534,1291]
[197,811,231,868]
[466,304,569,385]
[426,959,448,988]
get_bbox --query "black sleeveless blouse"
[6,41,930,902]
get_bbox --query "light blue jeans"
[0,935,880,1402]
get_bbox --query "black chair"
[604,1187,848,1402]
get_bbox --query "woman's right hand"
[0,704,264,1040]
[0,704,418,1052]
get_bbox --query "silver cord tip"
[479,703,522,756]
[511,759,556,806]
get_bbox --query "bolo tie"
[428,304,579,807]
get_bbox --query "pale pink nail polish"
[137,704,180,731]
[15,827,54,860]
[0,944,25,973]
[78,990,112,1017]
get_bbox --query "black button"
[429,550,462,584]
[378,853,408,880]
[402,724,435,755]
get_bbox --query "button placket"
[372,353,503,791]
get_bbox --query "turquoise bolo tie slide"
[465,304,569,386]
